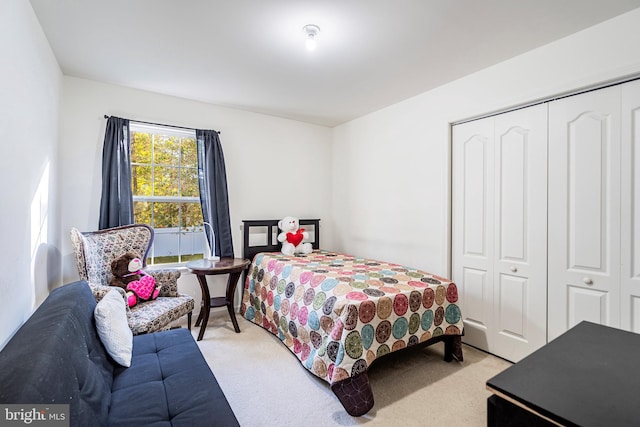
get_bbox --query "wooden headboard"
[242,219,320,262]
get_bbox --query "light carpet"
[185,314,512,427]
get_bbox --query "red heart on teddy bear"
[286,228,305,247]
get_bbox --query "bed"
[240,219,464,416]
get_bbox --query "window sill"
[145,263,191,273]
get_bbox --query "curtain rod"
[103,115,220,134]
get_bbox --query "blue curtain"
[196,129,234,258]
[98,116,134,229]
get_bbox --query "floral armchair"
[70,224,194,335]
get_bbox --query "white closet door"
[453,105,548,361]
[621,80,640,333]
[492,104,548,361]
[452,118,495,352]
[548,86,621,341]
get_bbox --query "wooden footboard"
[331,371,375,417]
[445,335,464,362]
[331,334,463,416]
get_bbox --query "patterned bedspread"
[241,250,464,388]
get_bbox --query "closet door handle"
[510,266,518,273]
[583,277,593,285]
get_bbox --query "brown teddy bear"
[110,252,160,308]
[109,253,141,289]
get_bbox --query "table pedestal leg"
[195,308,203,327]
[226,271,242,333]
[196,274,210,341]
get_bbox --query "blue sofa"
[0,281,238,426]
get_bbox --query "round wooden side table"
[186,258,250,341]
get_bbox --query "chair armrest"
[148,269,181,297]
[86,282,131,314]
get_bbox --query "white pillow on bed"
[94,289,133,367]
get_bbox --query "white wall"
[7,2,640,345]
[332,8,640,277]
[0,0,62,349]
[59,77,333,308]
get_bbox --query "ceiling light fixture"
[302,24,320,51]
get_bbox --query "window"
[130,123,204,264]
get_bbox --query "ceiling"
[30,0,640,127]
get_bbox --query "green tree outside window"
[130,128,203,264]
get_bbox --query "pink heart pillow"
[126,275,159,301]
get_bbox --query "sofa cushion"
[0,281,114,426]
[110,329,238,427]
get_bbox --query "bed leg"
[444,336,464,362]
[330,371,374,417]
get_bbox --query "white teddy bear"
[277,216,313,256]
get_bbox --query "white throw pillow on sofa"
[94,289,133,367]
